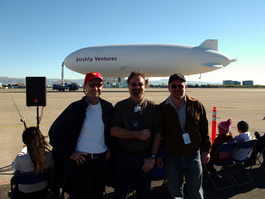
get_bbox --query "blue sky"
[1,0,265,84]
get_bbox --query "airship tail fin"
[199,39,218,51]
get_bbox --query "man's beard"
[132,89,143,98]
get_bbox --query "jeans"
[113,152,151,199]
[73,157,109,199]
[165,150,204,199]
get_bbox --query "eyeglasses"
[171,84,184,89]
[130,82,144,87]
[87,82,103,88]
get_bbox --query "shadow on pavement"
[1,166,265,199]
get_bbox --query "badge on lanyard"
[134,106,141,113]
[183,133,191,145]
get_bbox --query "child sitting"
[211,119,234,163]
[232,120,252,160]
[206,119,233,176]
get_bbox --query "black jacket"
[49,96,114,159]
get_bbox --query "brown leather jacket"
[160,95,211,157]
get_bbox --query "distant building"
[223,80,233,85]
[242,80,254,86]
[104,80,128,88]
[103,77,128,88]
[223,80,241,85]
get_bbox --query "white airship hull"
[64,40,235,77]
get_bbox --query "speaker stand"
[36,106,40,129]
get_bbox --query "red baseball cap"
[84,72,103,82]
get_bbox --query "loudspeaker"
[26,77,46,107]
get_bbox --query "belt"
[118,147,150,157]
[84,151,107,160]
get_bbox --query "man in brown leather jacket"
[158,73,211,199]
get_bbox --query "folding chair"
[206,141,237,191]
[230,139,257,186]
[9,169,53,199]
[0,164,13,175]
[249,140,265,170]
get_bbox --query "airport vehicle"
[63,39,236,78]
[53,83,78,91]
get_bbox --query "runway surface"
[0,87,265,198]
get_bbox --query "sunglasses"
[87,82,103,88]
[171,84,184,89]
[130,82,144,87]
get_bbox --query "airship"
[63,39,236,78]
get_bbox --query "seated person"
[247,116,265,165]
[253,131,265,164]
[11,127,53,198]
[207,119,233,174]
[211,119,234,163]
[232,120,252,160]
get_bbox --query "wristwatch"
[150,153,156,159]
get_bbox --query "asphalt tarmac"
[0,87,265,198]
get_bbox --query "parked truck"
[53,83,78,91]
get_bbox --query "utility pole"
[61,62,64,86]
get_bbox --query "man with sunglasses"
[158,73,211,199]
[110,70,162,199]
[49,72,114,199]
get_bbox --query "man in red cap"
[49,72,113,199]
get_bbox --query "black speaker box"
[26,77,46,106]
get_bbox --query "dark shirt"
[110,97,162,153]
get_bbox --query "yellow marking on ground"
[207,108,265,111]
